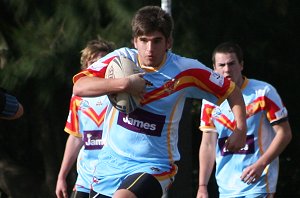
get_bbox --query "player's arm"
[197,131,217,198]
[0,91,24,120]
[73,74,146,97]
[240,120,292,184]
[225,85,247,152]
[0,103,24,120]
[56,135,84,198]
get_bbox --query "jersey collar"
[137,53,167,72]
[241,76,249,90]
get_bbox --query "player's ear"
[240,61,244,71]
[166,36,172,50]
[133,37,138,49]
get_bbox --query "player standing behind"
[197,42,292,198]
[72,6,248,198]
[55,38,115,198]
[0,88,23,120]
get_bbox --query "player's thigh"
[117,172,162,198]
[130,163,177,195]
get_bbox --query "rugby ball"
[105,56,142,114]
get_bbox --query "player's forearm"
[58,154,78,179]
[227,86,247,133]
[199,142,216,185]
[257,122,292,167]
[58,136,83,179]
[57,155,77,180]
[73,76,129,97]
[199,157,214,186]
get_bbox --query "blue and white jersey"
[65,95,109,192]
[74,47,235,165]
[200,78,288,197]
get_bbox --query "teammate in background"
[197,42,292,198]
[0,88,23,120]
[55,38,115,198]
[73,6,247,198]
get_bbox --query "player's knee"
[113,189,137,198]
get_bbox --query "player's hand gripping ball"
[105,56,142,114]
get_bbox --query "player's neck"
[138,54,167,71]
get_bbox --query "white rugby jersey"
[73,47,235,165]
[64,95,108,192]
[200,77,288,197]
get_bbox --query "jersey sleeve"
[64,95,82,137]
[263,84,288,124]
[180,58,236,105]
[204,70,235,105]
[0,90,19,118]
[199,100,217,133]
[73,55,117,83]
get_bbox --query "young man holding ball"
[73,6,247,198]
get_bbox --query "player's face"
[134,31,171,68]
[213,52,244,87]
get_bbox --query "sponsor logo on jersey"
[163,78,178,94]
[212,107,222,118]
[117,108,165,136]
[218,135,255,156]
[246,102,257,116]
[80,99,90,110]
[80,99,104,109]
[83,130,104,150]
[209,71,224,87]
[150,167,161,172]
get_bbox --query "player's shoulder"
[168,52,209,70]
[248,78,269,85]
[247,78,277,92]
[201,99,216,107]
[86,47,137,71]
[115,47,138,62]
